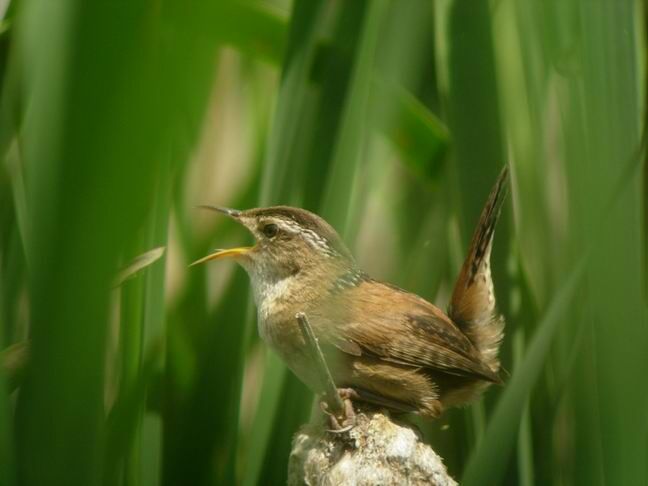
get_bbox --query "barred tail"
[448,166,508,372]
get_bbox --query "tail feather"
[449,166,509,372]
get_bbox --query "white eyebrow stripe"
[275,218,338,257]
[276,219,302,234]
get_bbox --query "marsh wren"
[194,168,508,423]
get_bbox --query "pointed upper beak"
[196,205,242,218]
[191,206,251,266]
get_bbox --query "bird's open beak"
[190,206,252,266]
[190,247,252,266]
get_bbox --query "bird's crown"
[242,206,353,261]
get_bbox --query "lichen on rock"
[288,409,457,486]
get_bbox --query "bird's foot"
[320,388,360,433]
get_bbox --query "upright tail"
[448,166,509,373]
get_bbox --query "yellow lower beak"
[190,247,252,266]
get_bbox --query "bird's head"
[192,206,354,287]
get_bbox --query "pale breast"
[254,276,297,341]
[252,275,309,359]
[250,270,352,393]
[252,271,323,345]
[256,309,324,392]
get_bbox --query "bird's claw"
[320,388,359,433]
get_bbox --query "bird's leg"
[337,387,359,429]
[319,388,358,432]
[319,401,348,432]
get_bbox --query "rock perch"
[288,409,457,486]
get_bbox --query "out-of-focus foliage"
[0,1,646,485]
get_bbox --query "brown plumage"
[195,167,508,419]
[449,166,508,372]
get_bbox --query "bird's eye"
[262,223,279,238]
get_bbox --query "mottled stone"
[288,410,457,486]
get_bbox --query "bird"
[193,167,508,427]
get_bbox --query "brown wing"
[312,280,501,383]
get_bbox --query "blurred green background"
[0,0,647,485]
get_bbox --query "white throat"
[250,273,298,319]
